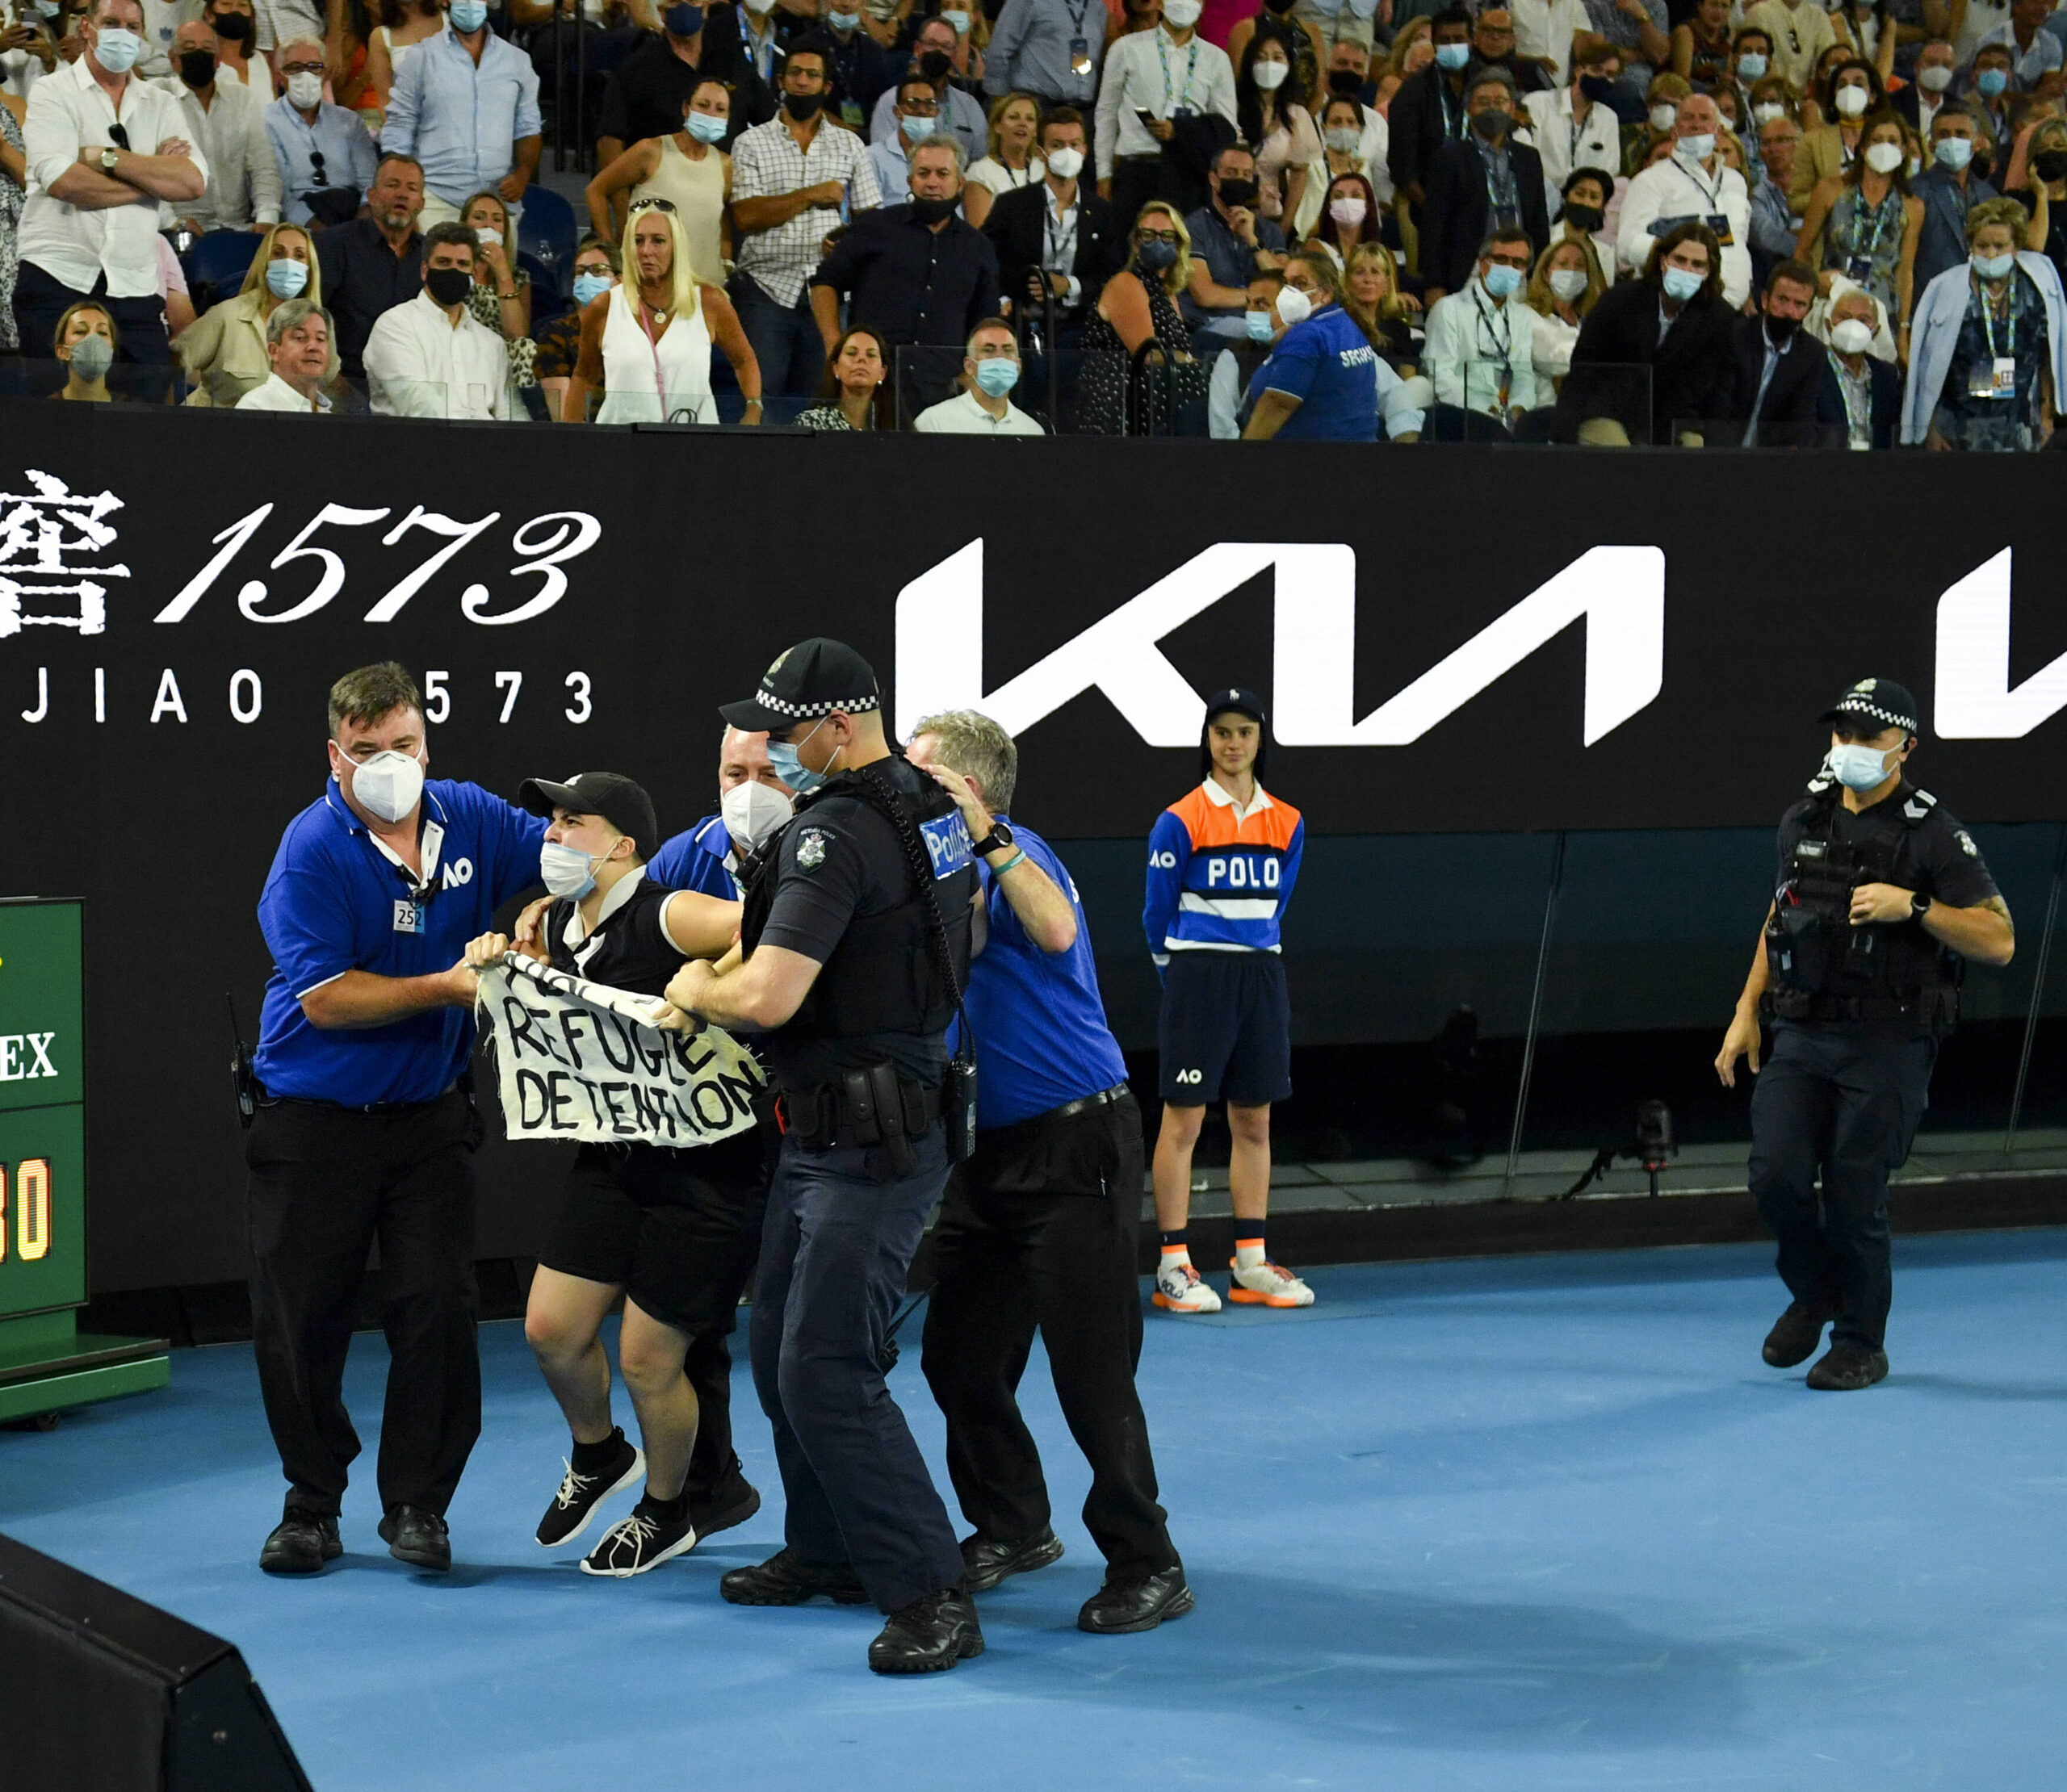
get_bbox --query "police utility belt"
[1759,986,1958,1029]
[778,1067,942,1176]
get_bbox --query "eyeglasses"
[899,98,940,113]
[1135,228,1180,245]
[308,149,329,186]
[281,59,324,74]
[107,123,129,149]
[628,197,677,215]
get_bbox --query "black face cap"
[721,638,883,735]
[518,772,660,861]
[1818,677,1918,739]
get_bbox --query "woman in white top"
[205,0,262,87]
[1289,94,1378,241]
[961,90,1042,229]
[563,199,761,425]
[1524,234,1602,387]
[1236,23,1319,228]
[585,76,731,283]
[365,0,442,121]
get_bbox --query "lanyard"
[1044,190,1079,270]
[1155,31,1199,113]
[1480,141,1519,224]
[1471,281,1515,381]
[1826,347,1872,442]
[1440,79,1464,139]
[1980,273,2018,360]
[1848,186,1898,269]
[1675,153,1722,212]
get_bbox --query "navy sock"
[1159,1229,1189,1251]
[570,1427,624,1475]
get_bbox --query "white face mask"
[1046,144,1084,179]
[1650,102,1679,132]
[286,69,324,108]
[1162,0,1201,26]
[721,780,795,856]
[1917,63,1953,92]
[1834,85,1868,118]
[540,839,602,899]
[1253,57,1288,89]
[342,747,425,824]
[1276,283,1313,324]
[1548,266,1589,299]
[1863,140,1903,174]
[1830,316,1874,353]
[1753,101,1785,124]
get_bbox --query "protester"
[362,217,512,417]
[175,218,328,404]
[314,149,424,380]
[795,319,895,426]
[235,294,336,410]
[913,312,1046,429]
[379,0,541,229]
[585,74,731,283]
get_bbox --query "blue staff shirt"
[647,814,743,899]
[1258,302,1381,440]
[966,820,1129,1128]
[254,779,545,1104]
[379,23,543,207]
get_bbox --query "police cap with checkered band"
[721,639,883,735]
[1818,677,1919,739]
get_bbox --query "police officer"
[664,639,983,1676]
[248,662,546,1576]
[908,711,1193,1636]
[502,772,758,1577]
[1717,679,2015,1392]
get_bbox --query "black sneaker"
[378,1505,451,1572]
[689,1473,762,1541]
[580,1505,698,1578]
[536,1435,645,1548]
[1763,1300,1834,1368]
[1806,1342,1890,1392]
[868,1589,983,1674]
[720,1548,870,1606]
[959,1526,1064,1593]
[1079,1566,1194,1635]
[259,1508,342,1576]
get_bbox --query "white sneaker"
[1152,1258,1222,1313]
[1228,1258,1315,1308]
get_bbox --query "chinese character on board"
[0,469,128,639]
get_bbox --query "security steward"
[497,772,757,1578]
[908,711,1193,1636]
[248,662,546,1576]
[1717,679,2015,1392]
[660,639,984,1676]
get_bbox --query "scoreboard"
[0,901,168,1425]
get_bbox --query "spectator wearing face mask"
[586,77,732,283]
[1895,37,1957,143]
[176,218,329,403]
[872,17,989,162]
[535,233,614,418]
[1252,243,1423,437]
[2001,114,2067,284]
[1914,107,1999,295]
[1741,0,1834,100]
[198,0,257,87]
[1904,194,2065,448]
[1526,231,1601,384]
[1964,44,2016,148]
[1579,0,1667,96]
[1726,257,1823,443]
[1092,0,1238,231]
[264,37,378,226]
[1237,22,1318,229]
[1309,169,1378,264]
[914,312,1047,429]
[50,295,119,397]
[797,319,896,425]
[236,294,337,410]
[1816,279,1900,445]
[1790,58,1885,213]
[1419,66,1548,304]
[1617,90,1752,308]
[1469,6,1554,98]
[1181,144,1285,349]
[1976,0,2061,93]
[162,19,279,235]
[867,71,942,203]
[362,217,511,417]
[593,4,773,178]
[379,0,542,231]
[1287,93,1386,245]
[1670,0,1733,92]
[1386,6,1474,220]
[1208,267,1281,435]
[1549,165,1616,289]
[1521,34,1622,221]
[1422,225,1537,433]
[1565,219,1734,442]
[1079,199,1211,431]
[1797,111,1920,329]
[983,105,1117,325]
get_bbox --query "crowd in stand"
[6,0,2067,442]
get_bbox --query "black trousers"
[1747,1020,1936,1351]
[921,1095,1180,1580]
[1108,156,1166,237]
[13,261,171,366]
[244,1089,482,1519]
[750,1126,963,1614]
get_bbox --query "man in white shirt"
[1093,0,1236,232]
[14,0,205,362]
[237,294,334,410]
[362,220,512,418]
[913,315,1046,431]
[1511,0,1588,85]
[1616,91,1751,308]
[160,15,276,231]
[1742,0,1834,99]
[1520,31,1622,218]
[1423,224,1538,430]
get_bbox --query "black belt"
[1116,153,1161,165]
[258,1080,462,1116]
[981,1082,1133,1146]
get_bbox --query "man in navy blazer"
[1815,289,1902,448]
[1420,66,1549,300]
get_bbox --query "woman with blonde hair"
[1078,199,1210,433]
[459,187,533,348]
[962,90,1043,228]
[1341,238,1419,369]
[1373,18,1431,115]
[1527,234,1603,387]
[562,198,761,425]
[174,220,332,406]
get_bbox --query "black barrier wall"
[2,400,2064,1289]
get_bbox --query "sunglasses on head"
[628,197,677,215]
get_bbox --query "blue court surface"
[5,1230,2063,1792]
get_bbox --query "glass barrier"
[1669,417,1849,450]
[582,383,721,425]
[0,357,187,406]
[1551,362,1656,446]
[363,376,468,421]
[895,345,970,430]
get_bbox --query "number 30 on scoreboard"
[0,1159,52,1262]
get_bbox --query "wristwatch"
[1910,892,1932,920]
[969,818,1016,859]
[99,146,120,173]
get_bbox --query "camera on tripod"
[1557,1099,1676,1200]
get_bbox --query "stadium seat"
[520,252,569,329]
[183,228,262,301]
[518,185,579,295]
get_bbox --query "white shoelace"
[553,1459,597,1511]
[604,1514,659,1560]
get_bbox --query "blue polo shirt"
[965,821,1129,1128]
[254,779,546,1104]
[647,814,740,898]
[1258,302,1381,440]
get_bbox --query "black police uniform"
[724,652,978,1621]
[534,869,766,1522]
[1748,696,2001,1358]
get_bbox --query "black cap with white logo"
[721,639,882,734]
[517,771,660,860]
[1818,677,1918,738]
[1199,685,1271,779]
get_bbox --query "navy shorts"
[1157,952,1292,1107]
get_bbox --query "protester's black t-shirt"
[544,875,688,999]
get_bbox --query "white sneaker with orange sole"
[1227,1259,1315,1308]
[1152,1258,1222,1313]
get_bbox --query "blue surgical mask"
[1736,51,1767,79]
[572,270,613,305]
[1662,264,1704,301]
[766,719,841,793]
[941,6,970,30]
[973,357,1020,396]
[1244,308,1275,341]
[1972,250,2015,280]
[266,257,309,298]
[1435,40,1470,69]
[1934,134,1973,170]
[1824,743,1895,793]
[1482,262,1522,298]
[1977,66,2008,97]
[685,108,727,142]
[448,0,488,31]
[540,839,600,899]
[903,111,937,141]
[91,24,144,70]
[829,6,860,25]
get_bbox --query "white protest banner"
[477,953,765,1147]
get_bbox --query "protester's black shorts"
[539,1135,768,1335]
[1156,951,1292,1107]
